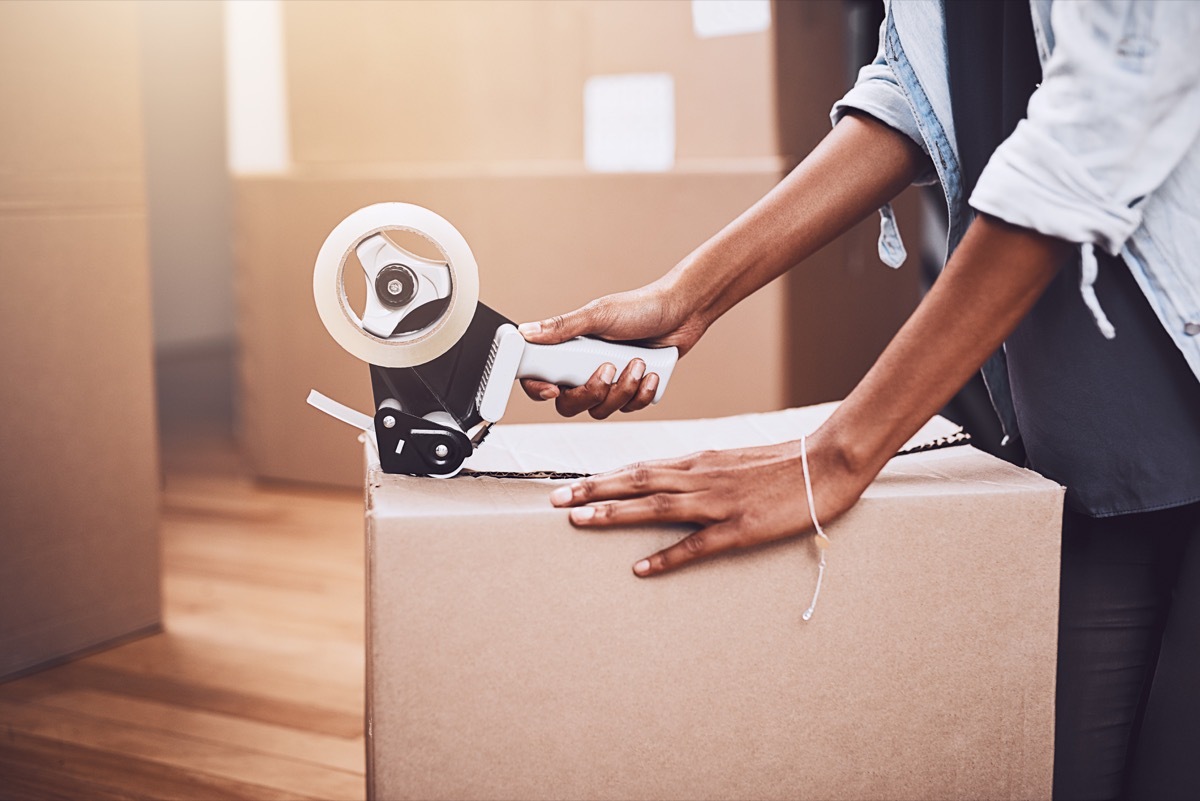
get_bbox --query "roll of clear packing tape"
[313,203,480,368]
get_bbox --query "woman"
[518,1,1200,798]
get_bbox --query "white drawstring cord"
[800,434,831,621]
[1079,243,1116,340]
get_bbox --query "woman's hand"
[517,280,709,419]
[548,428,870,576]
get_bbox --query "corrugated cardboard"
[0,0,161,680]
[235,168,788,487]
[365,404,1063,800]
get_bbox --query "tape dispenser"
[307,203,679,477]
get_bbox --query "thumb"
[518,301,608,344]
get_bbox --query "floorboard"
[0,429,366,799]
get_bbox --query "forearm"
[818,214,1073,480]
[666,112,926,325]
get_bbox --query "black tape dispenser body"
[308,203,678,477]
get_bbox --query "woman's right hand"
[517,280,708,419]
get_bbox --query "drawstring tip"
[802,553,826,622]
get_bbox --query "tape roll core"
[313,203,480,368]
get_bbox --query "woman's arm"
[552,213,1072,577]
[813,214,1073,506]
[659,111,926,328]
[519,112,927,417]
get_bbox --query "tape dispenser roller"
[307,203,679,477]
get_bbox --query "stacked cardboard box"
[236,0,920,486]
[0,1,161,680]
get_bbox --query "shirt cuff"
[969,119,1143,255]
[831,79,937,186]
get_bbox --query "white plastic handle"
[517,337,678,403]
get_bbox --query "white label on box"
[224,0,290,173]
[584,73,675,173]
[692,0,771,39]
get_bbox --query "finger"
[549,461,692,507]
[620,372,659,413]
[590,449,698,480]
[588,359,644,420]
[628,525,739,575]
[517,300,611,345]
[566,492,718,528]
[520,379,559,401]
[554,363,616,417]
[632,524,742,577]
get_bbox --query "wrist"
[660,243,740,328]
[789,423,878,529]
[808,413,890,490]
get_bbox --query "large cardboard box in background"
[283,0,780,166]
[237,0,921,486]
[0,1,161,680]
[365,404,1064,800]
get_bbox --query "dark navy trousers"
[1053,502,1200,800]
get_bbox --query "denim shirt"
[831,0,1200,441]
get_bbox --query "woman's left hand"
[548,431,869,576]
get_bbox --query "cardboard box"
[0,0,161,680]
[235,168,788,487]
[365,404,1063,800]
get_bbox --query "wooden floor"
[0,428,367,800]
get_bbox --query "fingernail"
[630,359,645,381]
[600,364,617,384]
[518,322,542,336]
[571,506,595,522]
[549,485,573,506]
[539,386,559,400]
[634,559,651,576]
[645,372,659,392]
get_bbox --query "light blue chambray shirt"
[831,0,1200,441]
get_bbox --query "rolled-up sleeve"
[830,31,937,186]
[970,0,1200,254]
